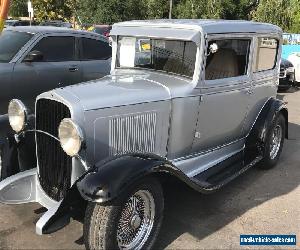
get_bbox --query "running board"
[192,153,263,193]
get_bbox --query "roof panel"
[113,19,282,35]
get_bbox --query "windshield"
[0,31,33,63]
[117,36,197,78]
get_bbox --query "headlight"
[8,99,27,133]
[58,118,84,157]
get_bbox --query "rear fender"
[254,98,288,142]
[245,98,288,162]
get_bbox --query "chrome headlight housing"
[58,118,84,157]
[8,99,27,133]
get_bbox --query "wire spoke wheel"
[117,190,155,250]
[269,124,283,160]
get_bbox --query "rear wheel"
[84,177,164,250]
[258,113,285,169]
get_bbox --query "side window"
[255,38,278,72]
[81,38,112,60]
[205,39,251,81]
[32,36,75,62]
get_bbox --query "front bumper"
[0,169,65,235]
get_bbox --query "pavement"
[0,88,299,249]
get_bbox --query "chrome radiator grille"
[36,99,72,201]
[109,112,157,156]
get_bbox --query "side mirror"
[24,50,44,62]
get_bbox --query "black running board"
[191,152,263,193]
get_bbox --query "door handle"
[69,67,79,72]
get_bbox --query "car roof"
[5,26,95,36]
[114,19,282,34]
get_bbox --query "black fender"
[245,97,288,163]
[0,113,36,179]
[76,153,200,203]
[0,115,19,179]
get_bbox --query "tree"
[31,0,74,21]
[9,0,28,17]
[77,0,146,24]
[220,0,259,20]
[175,0,223,19]
[252,0,296,32]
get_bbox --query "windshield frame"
[115,35,200,81]
[0,30,34,63]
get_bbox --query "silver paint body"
[0,20,282,234]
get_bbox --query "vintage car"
[0,20,287,249]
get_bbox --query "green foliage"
[252,0,293,32]
[31,0,76,21]
[9,0,28,17]
[77,0,148,24]
[12,0,300,33]
[175,0,223,19]
[220,0,259,19]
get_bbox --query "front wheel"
[84,177,164,250]
[258,113,286,169]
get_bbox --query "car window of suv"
[205,39,251,81]
[0,30,33,63]
[31,36,76,62]
[254,38,278,72]
[80,38,112,60]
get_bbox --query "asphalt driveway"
[0,88,299,249]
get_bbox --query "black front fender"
[0,114,36,179]
[76,153,198,203]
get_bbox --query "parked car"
[0,26,112,179]
[4,19,32,28]
[279,58,295,90]
[40,20,73,28]
[89,24,112,38]
[287,52,300,84]
[0,20,287,250]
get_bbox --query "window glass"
[205,39,251,80]
[0,31,33,63]
[32,36,75,62]
[117,36,197,78]
[255,38,278,72]
[81,38,112,60]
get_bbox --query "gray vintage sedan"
[0,26,111,179]
[0,20,287,250]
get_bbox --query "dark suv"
[0,26,112,179]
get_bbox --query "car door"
[242,37,280,137]
[79,36,112,81]
[191,36,253,153]
[11,35,82,111]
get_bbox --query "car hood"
[59,70,192,111]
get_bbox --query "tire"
[84,177,164,250]
[258,113,285,169]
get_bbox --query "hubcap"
[117,190,155,250]
[269,124,283,160]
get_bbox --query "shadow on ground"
[155,121,300,249]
